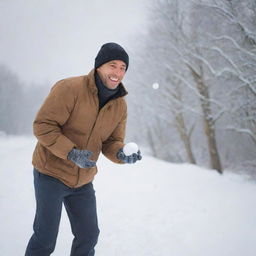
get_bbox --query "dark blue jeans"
[25,168,100,256]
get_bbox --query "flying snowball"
[123,142,139,156]
[152,82,159,89]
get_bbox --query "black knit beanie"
[94,42,129,71]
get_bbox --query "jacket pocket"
[44,150,78,176]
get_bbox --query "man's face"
[97,60,126,90]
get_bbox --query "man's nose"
[114,68,123,76]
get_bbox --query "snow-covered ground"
[1,135,256,256]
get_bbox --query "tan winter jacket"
[32,69,128,188]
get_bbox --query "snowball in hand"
[123,142,139,156]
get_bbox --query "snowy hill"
[1,135,256,256]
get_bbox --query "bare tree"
[127,0,198,164]
[190,0,256,172]
[127,0,256,175]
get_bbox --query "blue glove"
[68,149,96,168]
[117,148,142,164]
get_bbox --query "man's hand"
[68,149,96,168]
[116,148,142,164]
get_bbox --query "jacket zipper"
[74,91,100,187]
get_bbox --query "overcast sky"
[0,0,147,85]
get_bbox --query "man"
[25,42,142,256]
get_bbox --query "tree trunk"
[167,77,197,165]
[175,112,196,164]
[190,66,223,173]
[147,128,158,157]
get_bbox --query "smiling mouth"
[109,76,119,82]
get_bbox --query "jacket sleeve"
[33,80,76,159]
[101,107,127,164]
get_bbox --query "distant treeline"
[0,64,49,135]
